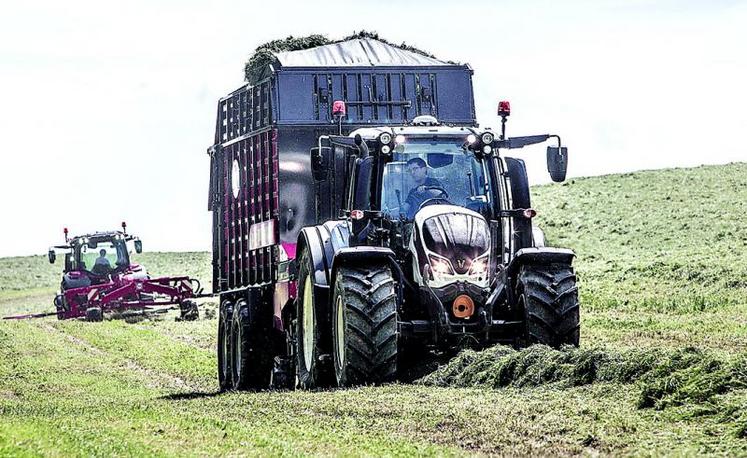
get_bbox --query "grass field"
[1,162,746,456]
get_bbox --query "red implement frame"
[4,274,205,321]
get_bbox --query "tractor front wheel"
[85,307,103,322]
[518,264,580,348]
[332,263,399,387]
[231,299,272,390]
[179,300,199,321]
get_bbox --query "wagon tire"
[217,300,234,391]
[231,299,272,391]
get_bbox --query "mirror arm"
[495,134,550,149]
[493,134,562,151]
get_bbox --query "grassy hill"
[1,163,746,456]
[535,162,747,313]
[534,162,747,352]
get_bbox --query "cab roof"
[68,231,134,244]
[349,124,491,140]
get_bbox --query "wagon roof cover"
[274,38,450,68]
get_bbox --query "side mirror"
[351,156,374,236]
[134,240,143,254]
[48,250,56,264]
[354,134,370,158]
[547,146,568,182]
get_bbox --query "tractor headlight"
[469,254,489,276]
[428,255,454,276]
[481,132,494,144]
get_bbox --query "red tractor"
[5,223,203,322]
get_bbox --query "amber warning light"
[332,100,346,117]
[498,100,511,117]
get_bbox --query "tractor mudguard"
[62,271,92,290]
[296,221,350,297]
[505,247,575,306]
[507,247,575,277]
[505,157,533,251]
[329,247,400,292]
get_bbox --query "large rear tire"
[217,300,234,391]
[294,249,330,389]
[54,295,66,320]
[332,264,398,387]
[231,299,272,390]
[518,264,580,348]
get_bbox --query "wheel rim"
[233,321,241,380]
[335,295,345,369]
[221,320,230,377]
[302,276,314,370]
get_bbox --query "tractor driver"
[93,249,112,273]
[404,157,443,218]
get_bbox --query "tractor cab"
[71,235,130,276]
[379,129,495,221]
[48,223,143,289]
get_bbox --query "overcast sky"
[0,0,745,257]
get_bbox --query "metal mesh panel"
[217,129,278,290]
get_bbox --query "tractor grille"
[421,212,489,274]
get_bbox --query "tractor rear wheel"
[332,263,399,387]
[54,295,66,320]
[217,300,234,391]
[294,249,330,389]
[518,264,580,348]
[85,307,103,322]
[231,299,272,390]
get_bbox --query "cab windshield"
[381,138,492,219]
[77,240,128,274]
